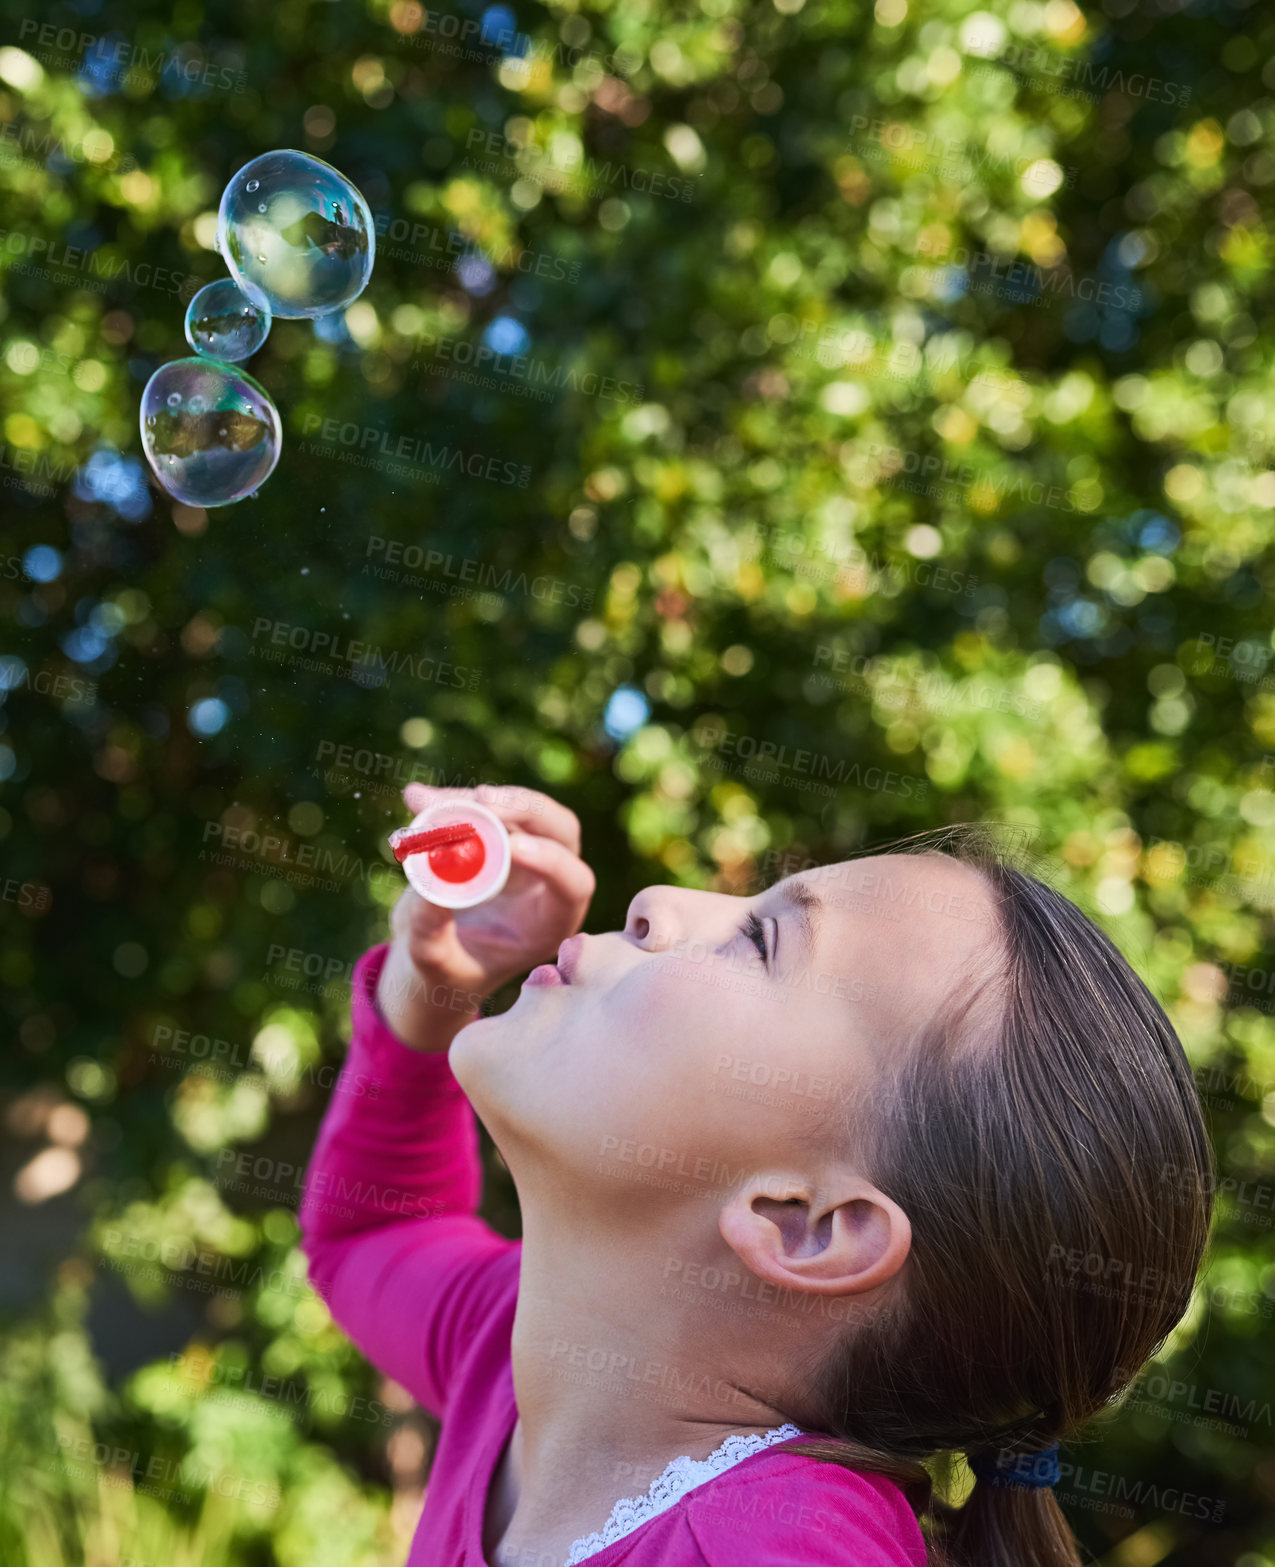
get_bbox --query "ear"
[718,1177,911,1299]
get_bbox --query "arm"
[298,782,595,1419]
[298,942,516,1417]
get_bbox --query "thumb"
[390,886,454,945]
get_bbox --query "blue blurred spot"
[456,252,497,296]
[0,745,14,782]
[312,312,353,345]
[73,446,152,521]
[1138,515,1180,554]
[1099,316,1137,353]
[481,4,519,49]
[0,656,27,691]
[932,267,968,303]
[483,315,529,357]
[1056,598,1103,638]
[1063,305,1099,343]
[23,545,61,582]
[187,697,230,736]
[61,626,110,664]
[604,685,650,742]
[78,33,130,97]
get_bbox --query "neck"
[497,1197,812,1557]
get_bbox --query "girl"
[299,783,1214,1567]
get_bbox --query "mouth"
[522,934,583,989]
[523,964,565,987]
[556,933,583,984]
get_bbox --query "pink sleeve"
[298,943,518,1417]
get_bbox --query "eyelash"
[742,912,769,965]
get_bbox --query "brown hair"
[780,829,1216,1566]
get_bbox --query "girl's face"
[450,853,998,1211]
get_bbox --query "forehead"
[776,852,1002,1014]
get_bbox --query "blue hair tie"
[967,1444,1061,1489]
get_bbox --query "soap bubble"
[184,278,271,362]
[216,149,375,319]
[139,357,281,508]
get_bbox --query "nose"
[624,884,714,954]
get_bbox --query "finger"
[390,884,452,944]
[507,831,595,923]
[399,781,582,854]
[474,783,581,852]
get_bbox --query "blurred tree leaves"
[1,0,1274,1561]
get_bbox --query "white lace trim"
[562,1422,804,1566]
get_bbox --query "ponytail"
[772,838,1214,1567]
[783,1436,1084,1567]
[927,1479,1083,1567]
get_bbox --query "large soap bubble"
[216,149,375,319]
[139,357,281,508]
[184,278,271,362]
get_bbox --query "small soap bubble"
[140,357,281,508]
[217,149,376,319]
[184,277,272,362]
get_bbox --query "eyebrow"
[774,877,822,959]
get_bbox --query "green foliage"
[1,0,1273,1562]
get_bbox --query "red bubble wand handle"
[390,821,479,863]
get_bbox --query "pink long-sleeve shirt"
[299,944,929,1567]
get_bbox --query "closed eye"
[742,911,769,966]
